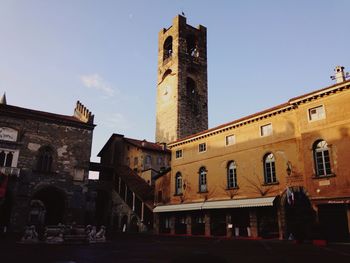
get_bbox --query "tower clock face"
[162,85,171,101]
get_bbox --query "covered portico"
[154,196,280,239]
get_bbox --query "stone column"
[186,214,192,235]
[347,205,350,237]
[249,209,258,238]
[277,205,284,240]
[204,212,211,237]
[170,215,176,235]
[226,214,233,238]
[153,213,159,235]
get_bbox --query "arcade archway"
[282,186,315,240]
[31,186,66,225]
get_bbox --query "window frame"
[260,123,273,137]
[198,143,207,153]
[175,172,183,195]
[198,167,207,193]
[225,135,236,146]
[313,140,332,177]
[175,149,183,159]
[263,153,277,184]
[227,161,238,189]
[37,146,54,173]
[163,36,173,61]
[308,105,326,122]
[0,148,19,168]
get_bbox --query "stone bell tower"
[155,15,208,144]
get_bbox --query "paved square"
[1,235,350,263]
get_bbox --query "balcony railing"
[0,167,21,177]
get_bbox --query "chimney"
[334,66,346,84]
[160,142,167,151]
[0,93,7,105]
[74,101,94,124]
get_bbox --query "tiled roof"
[97,134,170,157]
[124,137,169,152]
[169,79,350,146]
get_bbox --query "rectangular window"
[134,157,138,165]
[175,149,183,159]
[157,156,163,165]
[225,135,236,146]
[260,124,272,137]
[198,143,207,153]
[308,105,325,121]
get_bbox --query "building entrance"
[284,187,315,240]
[210,210,226,236]
[31,186,65,225]
[318,204,349,242]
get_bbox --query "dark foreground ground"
[0,234,350,263]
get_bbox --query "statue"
[88,225,97,242]
[44,223,64,244]
[21,225,38,243]
[95,225,106,242]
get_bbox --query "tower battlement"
[74,101,94,124]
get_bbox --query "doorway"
[31,186,66,225]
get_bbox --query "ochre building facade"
[153,17,350,242]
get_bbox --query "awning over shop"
[202,196,276,209]
[153,196,276,213]
[153,202,205,213]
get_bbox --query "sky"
[1,0,350,163]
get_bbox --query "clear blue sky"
[1,0,349,162]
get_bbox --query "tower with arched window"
[155,15,208,143]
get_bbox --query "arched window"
[186,77,198,113]
[175,172,182,195]
[186,34,198,57]
[37,146,53,173]
[227,161,237,188]
[264,153,276,184]
[186,77,196,97]
[199,167,207,192]
[0,150,14,167]
[313,140,332,176]
[5,152,13,167]
[163,36,173,60]
[0,151,5,166]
